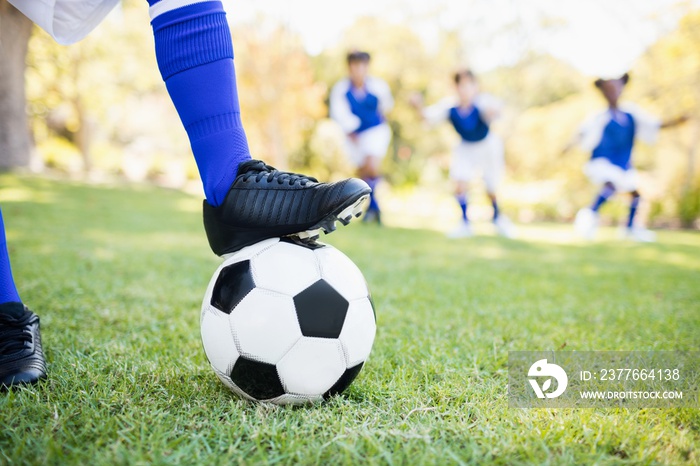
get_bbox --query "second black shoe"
[203,160,371,256]
[0,303,47,389]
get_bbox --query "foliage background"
[22,0,700,228]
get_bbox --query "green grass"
[1,174,698,465]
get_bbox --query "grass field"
[1,174,698,465]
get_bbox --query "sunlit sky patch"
[225,0,698,77]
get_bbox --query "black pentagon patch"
[324,362,364,399]
[230,357,285,400]
[211,260,255,314]
[294,279,349,338]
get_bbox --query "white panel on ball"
[338,298,376,367]
[201,308,240,374]
[223,237,279,262]
[316,246,368,301]
[230,288,302,364]
[252,242,321,295]
[277,337,346,396]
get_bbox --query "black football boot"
[203,160,370,256]
[0,302,47,388]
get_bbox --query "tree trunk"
[0,0,33,170]
[74,97,93,173]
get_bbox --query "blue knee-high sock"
[627,196,640,228]
[456,194,468,222]
[149,0,251,207]
[491,198,499,220]
[591,184,616,212]
[364,177,381,212]
[0,208,21,307]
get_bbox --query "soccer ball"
[200,237,376,405]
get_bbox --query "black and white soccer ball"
[200,237,376,405]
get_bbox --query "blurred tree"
[0,0,33,169]
[14,1,699,227]
[633,8,700,226]
[234,22,326,170]
[25,0,174,177]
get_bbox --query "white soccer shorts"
[450,133,504,193]
[584,157,637,192]
[344,123,392,168]
[9,0,119,45]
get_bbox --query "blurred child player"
[412,69,514,238]
[0,0,371,388]
[330,51,394,224]
[570,73,685,241]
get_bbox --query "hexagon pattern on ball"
[200,309,239,374]
[324,362,365,399]
[210,260,256,314]
[230,289,302,364]
[277,338,346,396]
[200,238,376,405]
[252,242,320,296]
[338,299,377,367]
[294,280,349,339]
[230,357,286,400]
[316,246,369,301]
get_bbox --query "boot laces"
[0,312,33,355]
[240,160,318,187]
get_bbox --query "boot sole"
[292,194,369,242]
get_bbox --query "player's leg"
[0,211,19,307]
[482,137,503,221]
[591,182,616,213]
[0,208,47,388]
[359,155,382,224]
[482,136,514,238]
[447,143,474,238]
[576,159,619,240]
[356,124,391,224]
[147,0,370,255]
[447,181,474,238]
[487,191,514,238]
[487,192,499,220]
[455,181,470,224]
[627,190,640,228]
[487,191,515,238]
[148,0,248,207]
[575,181,613,240]
[624,190,655,242]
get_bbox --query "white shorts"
[450,133,504,193]
[345,124,392,168]
[584,158,637,192]
[9,0,119,45]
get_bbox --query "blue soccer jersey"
[420,94,502,143]
[591,111,636,169]
[448,105,490,142]
[345,87,384,133]
[330,77,394,135]
[578,104,661,171]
